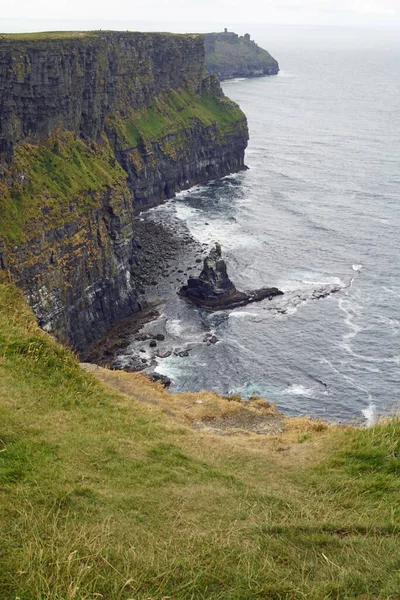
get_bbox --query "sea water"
[141,26,400,423]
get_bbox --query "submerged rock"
[179,243,283,310]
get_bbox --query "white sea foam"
[277,71,295,78]
[229,311,255,319]
[362,403,376,428]
[338,298,362,346]
[383,286,400,298]
[282,384,315,397]
[378,315,400,335]
[223,77,246,84]
[165,319,184,337]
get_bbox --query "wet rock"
[149,373,172,388]
[154,333,165,341]
[136,333,149,341]
[112,355,147,372]
[156,350,172,358]
[179,243,283,310]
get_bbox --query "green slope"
[0,281,399,599]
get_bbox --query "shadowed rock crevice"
[179,243,283,310]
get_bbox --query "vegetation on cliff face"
[0,83,245,247]
[1,281,399,599]
[0,31,248,349]
[0,132,129,244]
[108,85,244,152]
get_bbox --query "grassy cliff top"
[1,280,399,599]
[0,30,200,42]
[204,31,279,79]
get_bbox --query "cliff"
[0,31,248,351]
[204,31,279,80]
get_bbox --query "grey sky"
[2,0,400,26]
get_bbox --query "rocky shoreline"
[81,206,210,382]
[82,209,285,387]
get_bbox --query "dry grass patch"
[80,363,281,431]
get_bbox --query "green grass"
[0,31,95,41]
[109,87,245,151]
[0,281,399,599]
[0,87,244,245]
[0,132,129,244]
[0,31,195,42]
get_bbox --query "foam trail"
[321,358,374,404]
[383,286,400,298]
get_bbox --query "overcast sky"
[2,0,400,28]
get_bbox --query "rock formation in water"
[0,31,249,351]
[204,31,279,81]
[179,244,283,309]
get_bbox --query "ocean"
[123,27,400,424]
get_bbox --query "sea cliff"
[204,31,279,80]
[0,31,248,351]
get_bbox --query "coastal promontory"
[204,30,279,80]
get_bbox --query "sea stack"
[179,243,283,310]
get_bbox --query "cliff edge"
[0,31,248,351]
[204,30,279,80]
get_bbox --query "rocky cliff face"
[204,31,279,80]
[0,32,204,158]
[0,31,248,351]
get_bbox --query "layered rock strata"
[0,31,249,350]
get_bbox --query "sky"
[1,0,400,30]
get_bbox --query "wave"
[223,77,246,84]
[282,384,315,397]
[269,278,348,317]
[277,71,295,78]
[229,311,255,319]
